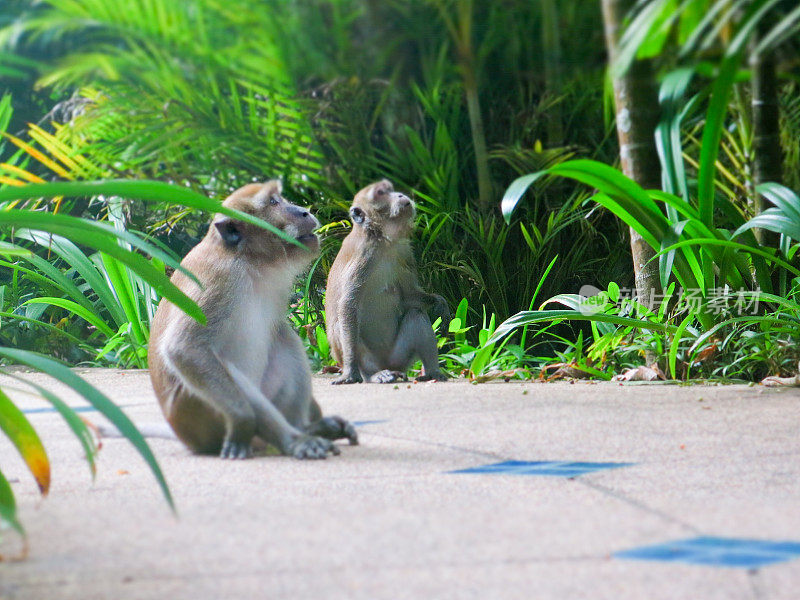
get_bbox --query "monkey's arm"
[331,247,378,385]
[332,282,364,384]
[403,285,451,332]
[422,292,451,330]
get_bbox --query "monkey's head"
[211,180,320,265]
[350,179,416,241]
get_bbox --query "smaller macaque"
[148,181,358,459]
[325,179,449,384]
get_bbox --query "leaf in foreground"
[0,388,50,496]
[0,348,174,511]
[0,466,25,538]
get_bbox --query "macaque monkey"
[148,181,358,459]
[325,179,449,384]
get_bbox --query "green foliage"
[440,298,530,381]
[3,0,620,324]
[494,0,800,379]
[502,0,800,329]
[691,289,800,379]
[1,0,323,196]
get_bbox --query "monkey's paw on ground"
[331,371,363,385]
[220,440,253,460]
[289,435,341,459]
[305,416,359,446]
[415,372,449,382]
[372,370,407,384]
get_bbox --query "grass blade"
[669,313,694,379]
[489,309,675,345]
[23,297,117,339]
[501,172,548,223]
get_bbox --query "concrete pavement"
[0,369,799,599]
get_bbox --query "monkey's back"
[324,232,355,366]
[147,240,237,454]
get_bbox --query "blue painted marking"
[352,419,389,427]
[616,536,800,568]
[23,405,98,414]
[449,460,633,477]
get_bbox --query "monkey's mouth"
[282,222,319,248]
[391,202,416,220]
[296,232,319,249]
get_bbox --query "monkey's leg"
[167,353,258,459]
[330,267,373,384]
[388,308,448,382]
[355,348,406,384]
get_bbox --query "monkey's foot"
[332,372,362,385]
[416,371,449,382]
[220,440,253,459]
[305,416,359,446]
[371,370,407,384]
[288,435,341,459]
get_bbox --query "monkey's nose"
[287,204,315,220]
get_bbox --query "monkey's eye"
[270,195,280,206]
[376,188,386,196]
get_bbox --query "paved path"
[1,369,799,599]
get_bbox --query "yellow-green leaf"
[0,388,51,496]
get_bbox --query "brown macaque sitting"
[325,179,450,384]
[148,181,358,459]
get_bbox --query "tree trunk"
[462,64,493,212]
[541,0,563,146]
[601,0,662,311]
[750,44,782,248]
[438,0,492,212]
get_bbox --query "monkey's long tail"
[92,421,177,440]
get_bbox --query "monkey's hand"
[305,416,359,446]
[287,434,341,459]
[429,294,451,332]
[332,370,362,385]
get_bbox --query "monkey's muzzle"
[297,232,319,249]
[390,195,416,219]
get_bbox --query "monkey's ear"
[349,206,366,225]
[214,218,243,247]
